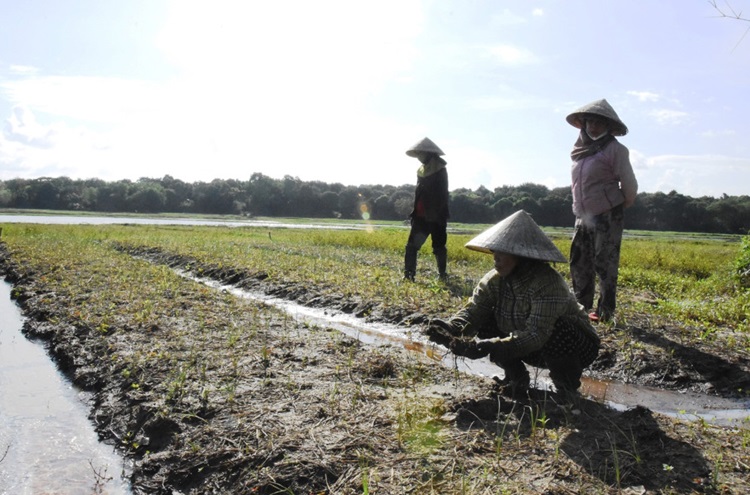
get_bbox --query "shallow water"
[0,281,132,495]
[0,214,379,230]
[197,276,750,428]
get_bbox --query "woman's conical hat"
[465,210,567,263]
[405,137,445,157]
[566,98,628,136]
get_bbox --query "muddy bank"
[122,244,750,400]
[1,241,749,494]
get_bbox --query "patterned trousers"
[569,205,624,320]
[492,316,600,392]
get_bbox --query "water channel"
[196,276,750,428]
[0,281,131,494]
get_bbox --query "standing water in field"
[191,275,750,428]
[0,281,131,494]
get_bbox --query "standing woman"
[403,137,450,282]
[566,99,638,322]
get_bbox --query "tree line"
[1,174,748,234]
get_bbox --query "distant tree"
[475,185,493,200]
[708,195,750,234]
[31,177,62,209]
[319,191,340,217]
[515,182,550,201]
[390,190,413,220]
[97,180,132,212]
[512,196,540,219]
[248,173,284,216]
[450,190,491,223]
[193,179,244,214]
[0,184,12,207]
[337,187,363,219]
[2,173,750,235]
[490,197,514,222]
[372,194,395,220]
[129,182,166,213]
[538,195,572,227]
[80,187,98,210]
[159,175,193,212]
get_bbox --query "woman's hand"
[449,339,488,359]
[423,318,459,347]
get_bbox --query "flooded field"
[1,220,748,494]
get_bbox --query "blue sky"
[1,1,749,198]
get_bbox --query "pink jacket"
[571,139,638,218]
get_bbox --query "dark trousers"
[404,217,447,277]
[570,205,624,320]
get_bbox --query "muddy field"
[1,242,749,494]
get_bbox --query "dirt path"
[1,243,748,494]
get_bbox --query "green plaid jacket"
[449,260,591,359]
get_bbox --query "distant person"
[566,99,638,323]
[424,210,600,398]
[403,137,450,282]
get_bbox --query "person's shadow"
[597,324,750,398]
[450,389,711,493]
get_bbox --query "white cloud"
[156,0,421,100]
[470,95,546,112]
[9,65,39,76]
[649,108,690,125]
[490,8,528,26]
[627,90,660,102]
[627,148,648,170]
[4,106,57,148]
[532,8,544,17]
[0,106,112,179]
[0,83,430,186]
[0,76,165,123]
[636,153,750,197]
[700,129,736,138]
[469,84,551,112]
[0,0,429,185]
[486,44,538,65]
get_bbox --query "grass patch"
[1,221,748,493]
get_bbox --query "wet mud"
[125,245,750,400]
[0,242,748,494]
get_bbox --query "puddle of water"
[0,281,132,495]
[196,276,749,427]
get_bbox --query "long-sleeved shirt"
[411,164,449,224]
[571,139,638,218]
[448,261,591,359]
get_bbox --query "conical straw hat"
[566,98,628,136]
[405,137,445,157]
[465,210,567,263]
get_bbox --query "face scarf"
[418,155,447,178]
[570,129,615,161]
